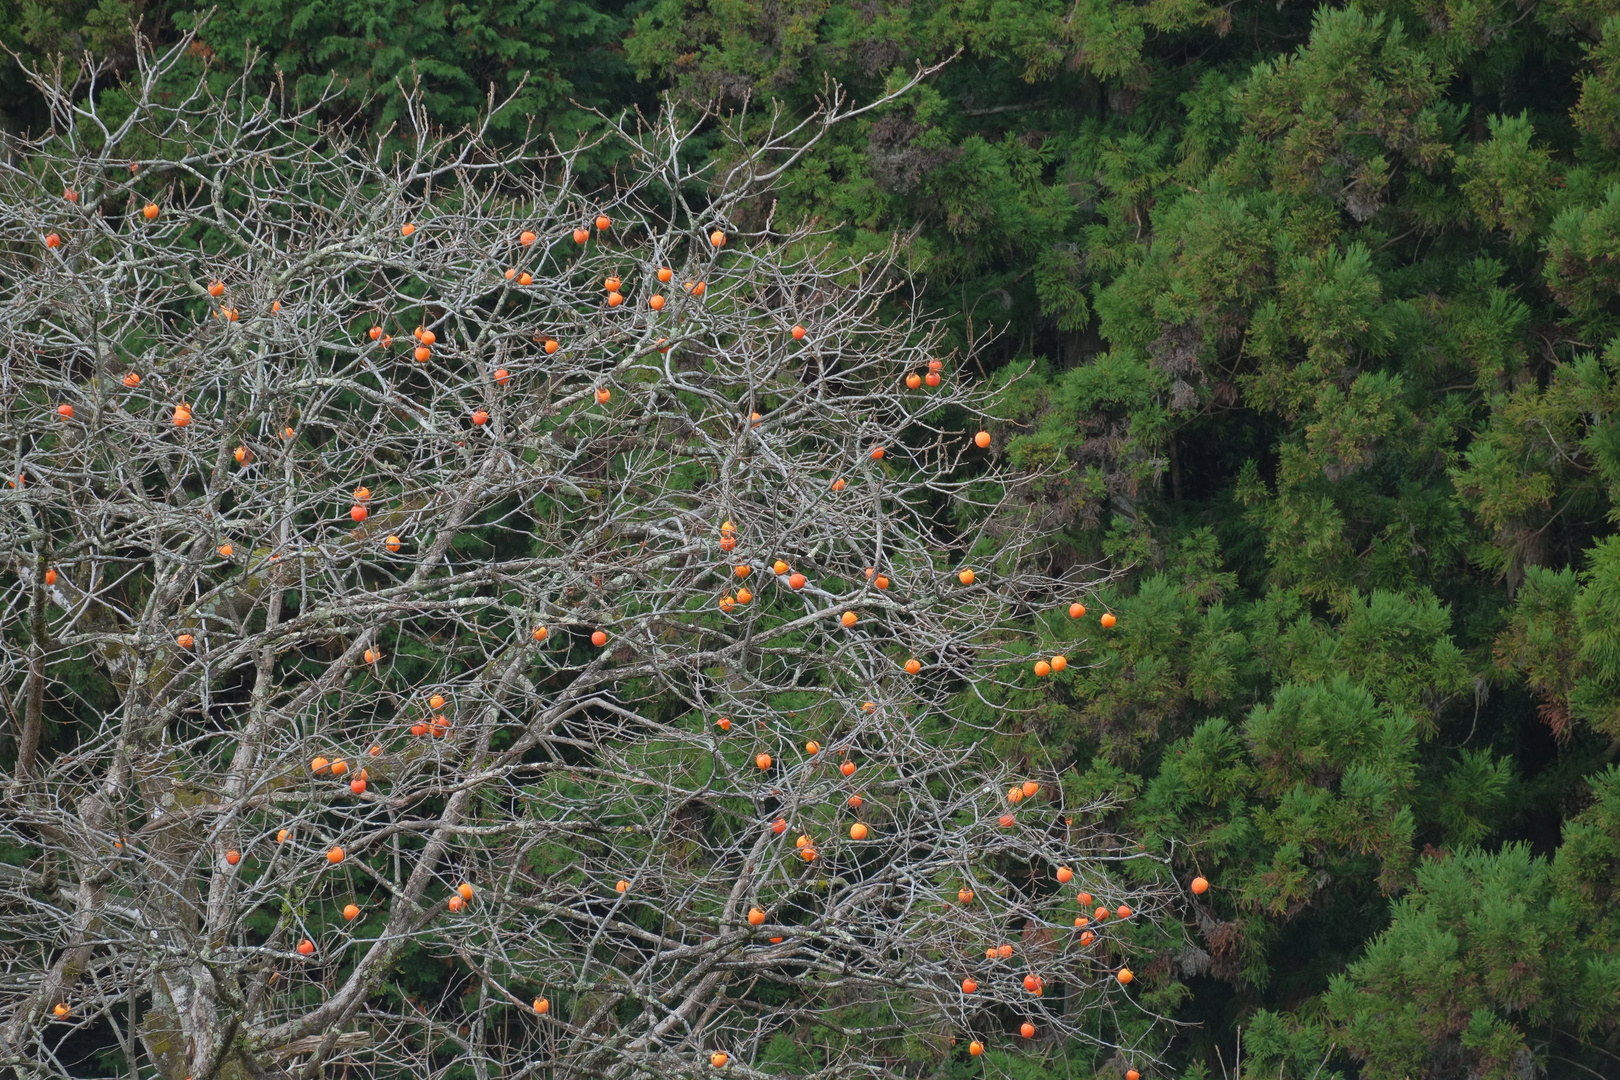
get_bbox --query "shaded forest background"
[5,0,1620,1076]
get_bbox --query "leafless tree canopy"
[0,39,1174,1080]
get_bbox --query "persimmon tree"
[0,38,1179,1080]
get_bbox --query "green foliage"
[1326,773,1620,1076]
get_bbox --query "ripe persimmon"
[591,630,608,647]
[520,231,536,246]
[545,339,559,353]
[831,477,846,491]
[143,203,160,220]
[173,405,192,427]
[176,633,195,649]
[327,846,344,864]
[533,997,550,1013]
[351,504,368,522]
[958,569,975,585]
[386,535,402,553]
[350,778,366,794]
[1127,1071,1140,1080]
[841,611,858,627]
[848,794,863,808]
[925,372,941,387]
[791,325,806,340]
[226,850,241,865]
[519,272,532,286]
[415,346,432,362]
[755,753,772,770]
[904,659,922,675]
[716,717,731,731]
[1034,661,1051,677]
[208,281,225,297]
[1191,875,1209,895]
[573,228,589,244]
[45,568,58,585]
[123,371,141,387]
[217,543,233,558]
[974,431,991,448]
[472,410,489,425]
[805,740,821,755]
[1101,612,1117,628]
[961,977,978,994]
[1022,781,1038,798]
[56,403,74,419]
[595,215,611,231]
[1020,1022,1035,1038]
[841,761,856,777]
[773,560,790,575]
[297,939,314,956]
[958,888,973,903]
[788,573,806,590]
[45,233,61,248]
[998,944,1014,958]
[596,387,611,404]
[999,813,1015,828]
[1080,930,1094,944]
[344,904,360,920]
[870,446,885,459]
[649,294,665,310]
[658,267,673,282]
[331,759,348,775]
[772,818,786,833]
[906,373,922,389]
[709,1052,728,1068]
[1117,968,1134,985]
[710,230,726,247]
[969,1041,983,1056]
[64,188,77,202]
[615,879,629,893]
[849,823,868,840]
[401,223,415,236]
[607,291,624,307]
[448,895,464,912]
[1117,904,1132,919]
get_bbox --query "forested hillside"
[5,1,1620,1076]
